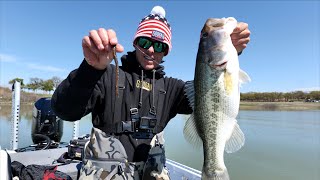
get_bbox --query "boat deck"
[9,148,201,180]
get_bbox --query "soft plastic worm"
[113,46,119,97]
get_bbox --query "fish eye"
[201,32,208,38]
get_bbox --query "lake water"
[0,105,319,180]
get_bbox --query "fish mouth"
[213,61,228,69]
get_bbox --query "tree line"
[8,77,320,102]
[240,91,320,102]
[9,77,62,94]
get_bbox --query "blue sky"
[0,1,319,92]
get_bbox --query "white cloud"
[27,63,66,72]
[0,53,67,72]
[294,87,320,92]
[0,53,17,62]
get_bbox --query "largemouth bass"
[184,17,251,180]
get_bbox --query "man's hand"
[231,22,251,54]
[82,28,124,70]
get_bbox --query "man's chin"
[142,64,156,70]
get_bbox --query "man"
[52,6,250,180]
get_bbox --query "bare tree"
[27,77,43,93]
[51,76,62,90]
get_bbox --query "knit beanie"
[133,6,172,56]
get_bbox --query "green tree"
[9,78,25,87]
[41,79,54,93]
[283,92,293,102]
[292,91,305,101]
[309,91,320,100]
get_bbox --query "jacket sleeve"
[166,78,193,120]
[51,59,108,121]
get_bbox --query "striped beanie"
[133,6,172,55]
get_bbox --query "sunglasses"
[137,37,168,53]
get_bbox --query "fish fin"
[225,120,245,153]
[184,80,195,111]
[239,69,251,85]
[183,114,202,148]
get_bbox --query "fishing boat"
[0,82,201,180]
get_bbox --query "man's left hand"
[231,22,251,54]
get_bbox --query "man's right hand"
[82,28,124,70]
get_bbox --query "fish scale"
[184,17,250,180]
[196,65,224,176]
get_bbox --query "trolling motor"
[30,97,64,150]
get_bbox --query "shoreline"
[240,101,320,111]
[1,101,319,111]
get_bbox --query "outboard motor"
[31,97,63,145]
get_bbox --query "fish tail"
[202,169,230,180]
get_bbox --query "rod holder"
[11,81,21,150]
[73,121,80,139]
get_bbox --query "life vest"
[78,127,169,180]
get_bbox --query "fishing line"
[133,43,160,65]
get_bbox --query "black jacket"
[51,51,192,161]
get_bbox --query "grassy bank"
[1,101,319,112]
[240,101,320,111]
[1,87,320,111]
[0,87,50,105]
